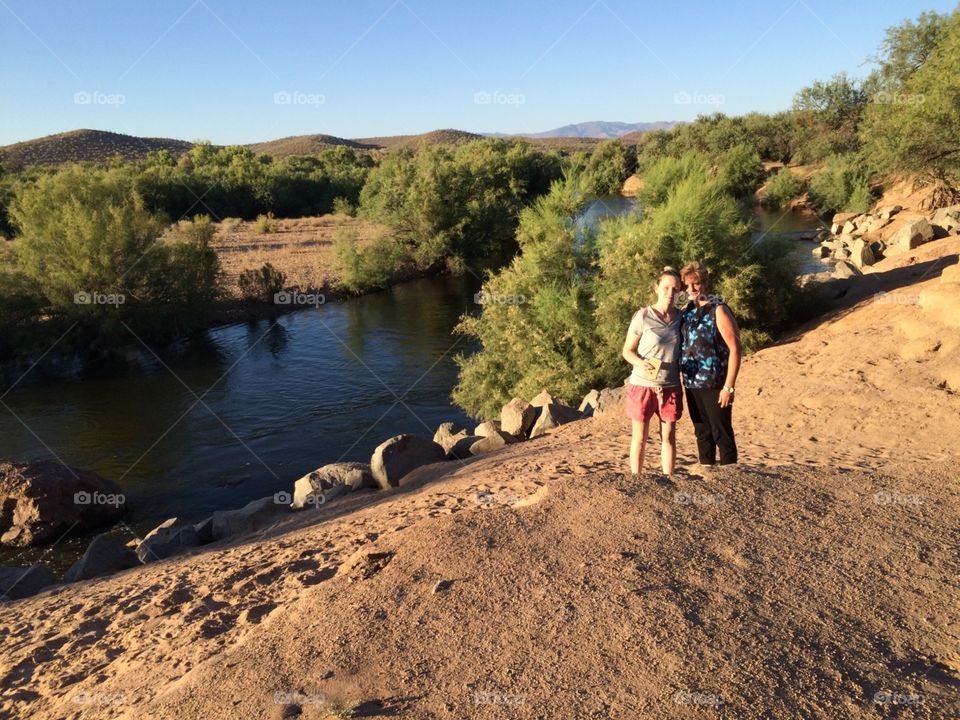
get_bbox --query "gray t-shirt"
[627,306,681,387]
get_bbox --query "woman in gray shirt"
[621,267,684,477]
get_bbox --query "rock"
[211,497,291,541]
[469,432,509,455]
[529,402,584,438]
[812,245,832,259]
[850,238,876,268]
[447,435,483,460]
[500,397,536,438]
[832,212,858,226]
[0,564,56,601]
[0,461,126,547]
[433,579,453,593]
[194,517,214,545]
[433,422,468,454]
[877,204,902,220]
[530,391,561,408]
[136,518,200,562]
[473,420,503,438]
[578,389,600,417]
[832,260,862,279]
[890,218,934,250]
[869,239,886,260]
[833,247,851,261]
[63,533,140,582]
[830,222,841,235]
[841,221,856,236]
[370,435,446,489]
[932,204,960,231]
[836,233,854,247]
[596,386,626,415]
[291,462,375,508]
[798,270,835,288]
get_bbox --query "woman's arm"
[716,305,742,407]
[622,313,655,373]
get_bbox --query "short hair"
[659,265,681,282]
[680,261,709,285]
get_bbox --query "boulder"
[211,497,291,541]
[833,247,851,261]
[194,516,214,545]
[291,462,375,508]
[877,205,902,221]
[469,432,510,456]
[832,212,858,226]
[63,533,140,582]
[832,260,862,279]
[529,402,584,439]
[530,391,561,408]
[932,204,960,233]
[370,435,446,489]
[812,245,832,259]
[136,518,200,563]
[596,386,627,415]
[0,564,56,601]
[578,389,601,417]
[890,218,934,250]
[0,461,126,547]
[830,222,841,235]
[447,435,483,460]
[500,398,536,438]
[869,239,887,260]
[433,422,468,454]
[841,221,856,236]
[473,420,504,438]
[850,238,876,269]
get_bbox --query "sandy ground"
[1,238,959,719]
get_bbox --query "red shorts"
[624,384,683,423]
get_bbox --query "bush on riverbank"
[1,165,221,360]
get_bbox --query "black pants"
[685,387,737,465]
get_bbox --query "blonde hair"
[680,261,709,286]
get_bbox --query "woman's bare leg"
[630,418,651,474]
[661,420,676,475]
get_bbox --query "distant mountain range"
[0,122,681,168]
[488,120,680,139]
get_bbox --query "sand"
[1,237,958,720]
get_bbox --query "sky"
[1,0,957,145]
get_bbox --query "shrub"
[715,144,765,199]
[254,212,275,234]
[764,169,806,207]
[238,262,286,302]
[331,196,355,216]
[333,231,406,294]
[807,154,873,214]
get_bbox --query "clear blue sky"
[1,0,956,145]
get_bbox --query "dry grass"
[207,213,392,297]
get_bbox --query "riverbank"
[2,217,958,718]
